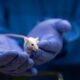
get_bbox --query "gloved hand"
[0,36,37,76]
[28,19,71,65]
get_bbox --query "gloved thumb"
[53,19,71,33]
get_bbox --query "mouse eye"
[31,44,34,46]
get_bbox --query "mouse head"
[24,37,39,51]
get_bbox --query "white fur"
[24,37,39,54]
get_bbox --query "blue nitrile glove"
[0,36,37,76]
[28,19,71,65]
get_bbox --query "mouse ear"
[35,37,39,43]
[24,37,29,43]
[35,37,39,40]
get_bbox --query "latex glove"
[28,19,71,65]
[0,36,37,76]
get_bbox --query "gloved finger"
[0,52,34,72]
[53,19,71,32]
[37,19,71,32]
[21,68,37,76]
[38,35,63,54]
[8,58,33,73]
[30,49,56,65]
[6,68,37,76]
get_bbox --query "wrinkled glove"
[28,19,71,65]
[0,36,37,76]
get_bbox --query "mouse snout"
[32,45,39,51]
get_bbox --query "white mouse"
[0,34,39,56]
[24,37,39,55]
